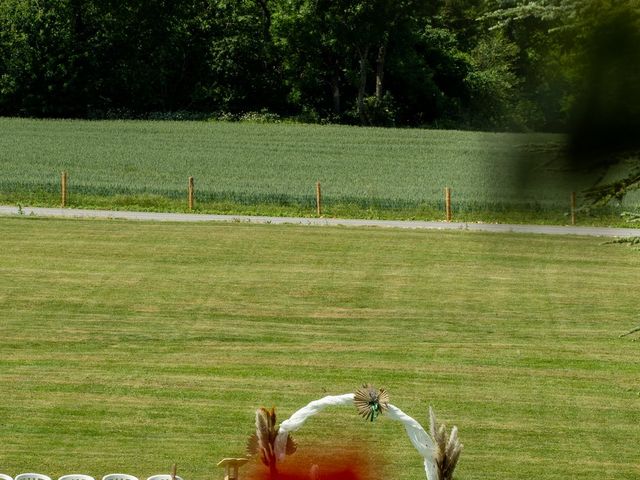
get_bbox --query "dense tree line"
[0,0,638,134]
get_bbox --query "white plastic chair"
[0,474,14,480]
[147,475,183,480]
[15,474,52,480]
[58,475,95,480]
[102,475,138,480]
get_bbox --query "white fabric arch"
[273,393,438,480]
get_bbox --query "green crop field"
[1,217,639,480]
[1,117,638,225]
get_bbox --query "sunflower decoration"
[247,407,297,479]
[354,384,389,422]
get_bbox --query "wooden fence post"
[188,176,194,211]
[570,191,576,225]
[316,181,322,217]
[445,186,452,222]
[61,171,68,207]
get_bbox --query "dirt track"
[1,205,638,237]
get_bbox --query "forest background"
[1,0,638,137]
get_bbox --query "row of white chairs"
[0,474,184,480]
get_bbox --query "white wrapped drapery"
[273,393,438,480]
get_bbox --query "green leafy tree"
[0,0,217,115]
[482,0,640,203]
[464,31,521,129]
[0,0,82,116]
[271,0,349,118]
[197,0,285,114]
[273,0,445,125]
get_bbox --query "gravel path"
[1,205,638,237]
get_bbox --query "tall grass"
[1,118,638,223]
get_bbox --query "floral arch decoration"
[248,385,462,480]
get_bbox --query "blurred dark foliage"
[567,5,640,171]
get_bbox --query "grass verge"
[1,190,634,228]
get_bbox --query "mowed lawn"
[0,217,639,480]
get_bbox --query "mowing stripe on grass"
[1,217,639,480]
